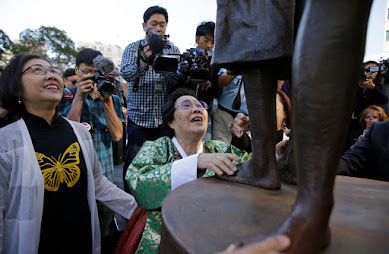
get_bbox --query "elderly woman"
[0,53,137,254]
[125,88,249,253]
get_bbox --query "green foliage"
[13,26,77,68]
[0,29,14,64]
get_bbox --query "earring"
[18,97,22,105]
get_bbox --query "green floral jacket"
[125,136,249,254]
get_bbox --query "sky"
[0,0,217,53]
[0,0,386,58]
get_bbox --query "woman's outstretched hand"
[198,153,241,176]
[217,235,290,254]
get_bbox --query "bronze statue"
[213,0,373,253]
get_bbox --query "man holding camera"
[60,48,124,253]
[176,21,219,107]
[120,5,183,192]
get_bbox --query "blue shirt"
[58,93,124,181]
[120,38,183,128]
[217,68,248,115]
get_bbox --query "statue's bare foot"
[215,159,281,189]
[236,204,332,254]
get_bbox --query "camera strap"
[232,78,243,110]
[133,43,143,92]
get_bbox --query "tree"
[0,29,14,64]
[13,26,77,68]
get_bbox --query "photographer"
[176,21,220,112]
[350,61,388,130]
[60,48,124,253]
[120,6,183,192]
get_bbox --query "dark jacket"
[339,121,389,181]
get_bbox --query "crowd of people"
[0,4,388,254]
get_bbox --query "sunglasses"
[174,99,208,111]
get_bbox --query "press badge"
[155,76,163,92]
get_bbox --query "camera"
[140,29,179,74]
[87,71,115,97]
[359,66,380,84]
[84,55,116,97]
[180,48,212,82]
[380,58,389,83]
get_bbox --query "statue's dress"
[213,0,296,74]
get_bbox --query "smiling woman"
[0,53,137,254]
[121,88,250,253]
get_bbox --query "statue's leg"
[217,63,281,189]
[237,0,373,253]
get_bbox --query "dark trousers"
[122,118,170,193]
[97,201,119,254]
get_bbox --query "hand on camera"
[95,89,112,102]
[75,74,95,99]
[141,45,152,69]
[359,78,375,89]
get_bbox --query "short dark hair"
[196,21,215,37]
[76,48,102,67]
[143,6,168,24]
[364,60,379,67]
[363,60,382,86]
[0,53,48,118]
[63,68,76,78]
[162,88,196,137]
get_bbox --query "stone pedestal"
[160,176,389,254]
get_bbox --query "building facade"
[77,41,123,69]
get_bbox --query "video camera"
[180,48,213,82]
[140,29,179,74]
[380,58,389,83]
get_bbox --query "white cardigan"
[0,118,137,254]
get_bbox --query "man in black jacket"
[339,121,389,181]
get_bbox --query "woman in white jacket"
[0,53,137,254]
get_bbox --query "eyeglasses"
[22,65,62,76]
[174,99,208,111]
[79,68,98,75]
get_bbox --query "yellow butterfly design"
[35,142,81,192]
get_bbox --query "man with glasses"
[58,48,124,253]
[120,5,183,193]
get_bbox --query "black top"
[339,121,389,182]
[350,85,388,129]
[23,112,92,254]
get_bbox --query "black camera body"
[380,58,389,83]
[141,30,179,74]
[88,71,115,97]
[180,48,212,82]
